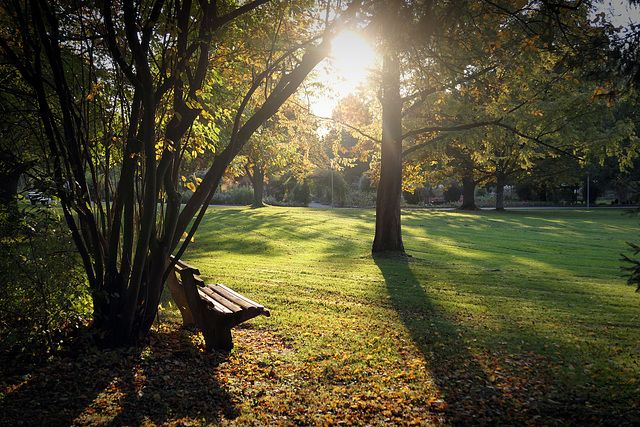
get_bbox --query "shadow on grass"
[372,252,640,425]
[0,326,238,426]
[374,253,512,424]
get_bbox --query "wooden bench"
[166,256,270,351]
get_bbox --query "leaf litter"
[1,317,639,426]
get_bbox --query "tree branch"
[401,120,500,141]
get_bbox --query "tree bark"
[372,51,404,254]
[250,162,265,208]
[459,175,478,210]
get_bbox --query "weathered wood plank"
[198,288,234,314]
[208,284,270,316]
[200,286,242,313]
[206,284,255,311]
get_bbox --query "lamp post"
[331,158,334,208]
[586,174,590,210]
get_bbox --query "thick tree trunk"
[372,51,404,254]
[251,163,265,208]
[459,175,478,210]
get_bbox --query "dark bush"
[0,206,90,355]
[292,181,312,206]
[403,187,431,205]
[443,181,463,203]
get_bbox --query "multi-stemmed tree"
[0,0,356,348]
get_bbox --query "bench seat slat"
[200,286,242,313]
[217,283,266,311]
[198,289,234,314]
[210,283,270,316]
[208,284,258,310]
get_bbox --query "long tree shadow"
[0,325,238,426]
[373,209,640,425]
[192,206,373,260]
[374,253,506,423]
[374,252,603,425]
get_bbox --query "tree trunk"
[495,174,505,210]
[372,51,404,254]
[251,163,265,208]
[459,175,478,210]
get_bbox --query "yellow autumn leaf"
[186,182,196,192]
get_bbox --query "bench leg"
[201,322,233,351]
[165,268,196,326]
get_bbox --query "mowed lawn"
[166,206,640,425]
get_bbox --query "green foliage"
[621,190,640,291]
[310,168,348,206]
[266,174,312,207]
[345,190,377,207]
[403,187,431,205]
[0,206,90,354]
[621,242,640,292]
[291,181,312,206]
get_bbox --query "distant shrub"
[403,187,431,205]
[311,168,347,206]
[357,175,373,193]
[346,191,376,207]
[209,185,253,206]
[227,186,254,205]
[291,181,311,206]
[265,196,307,207]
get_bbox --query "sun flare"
[313,31,376,118]
[330,30,376,83]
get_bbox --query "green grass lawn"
[160,206,640,425]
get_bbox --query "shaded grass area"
[2,207,639,425]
